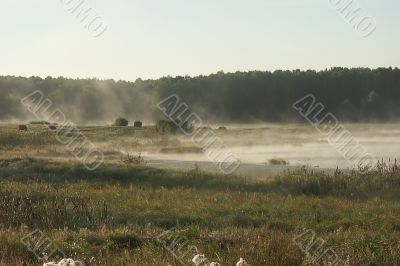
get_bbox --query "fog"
[109,123,400,176]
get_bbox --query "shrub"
[268,158,289,166]
[156,120,192,134]
[114,118,129,127]
[121,151,146,165]
[29,121,50,125]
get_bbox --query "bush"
[156,119,192,134]
[114,118,129,127]
[268,158,289,166]
[29,121,50,125]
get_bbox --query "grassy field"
[0,124,400,265]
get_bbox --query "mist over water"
[137,123,400,174]
[2,74,400,176]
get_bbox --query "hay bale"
[18,125,28,131]
[134,121,143,128]
[114,118,129,127]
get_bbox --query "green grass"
[1,125,400,265]
[0,158,399,265]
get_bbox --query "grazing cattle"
[134,121,143,128]
[18,125,28,131]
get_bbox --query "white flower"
[57,259,68,266]
[192,254,207,265]
[236,257,250,266]
[44,258,84,266]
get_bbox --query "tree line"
[1,67,399,123]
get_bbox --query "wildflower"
[236,257,250,266]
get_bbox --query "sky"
[0,0,399,81]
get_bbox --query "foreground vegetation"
[0,157,399,265]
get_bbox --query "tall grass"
[0,158,400,265]
[0,131,59,148]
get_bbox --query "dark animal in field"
[18,125,28,131]
[134,121,143,128]
[48,125,57,131]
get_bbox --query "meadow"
[0,124,399,265]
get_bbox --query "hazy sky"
[1,0,398,81]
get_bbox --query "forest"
[1,67,400,123]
